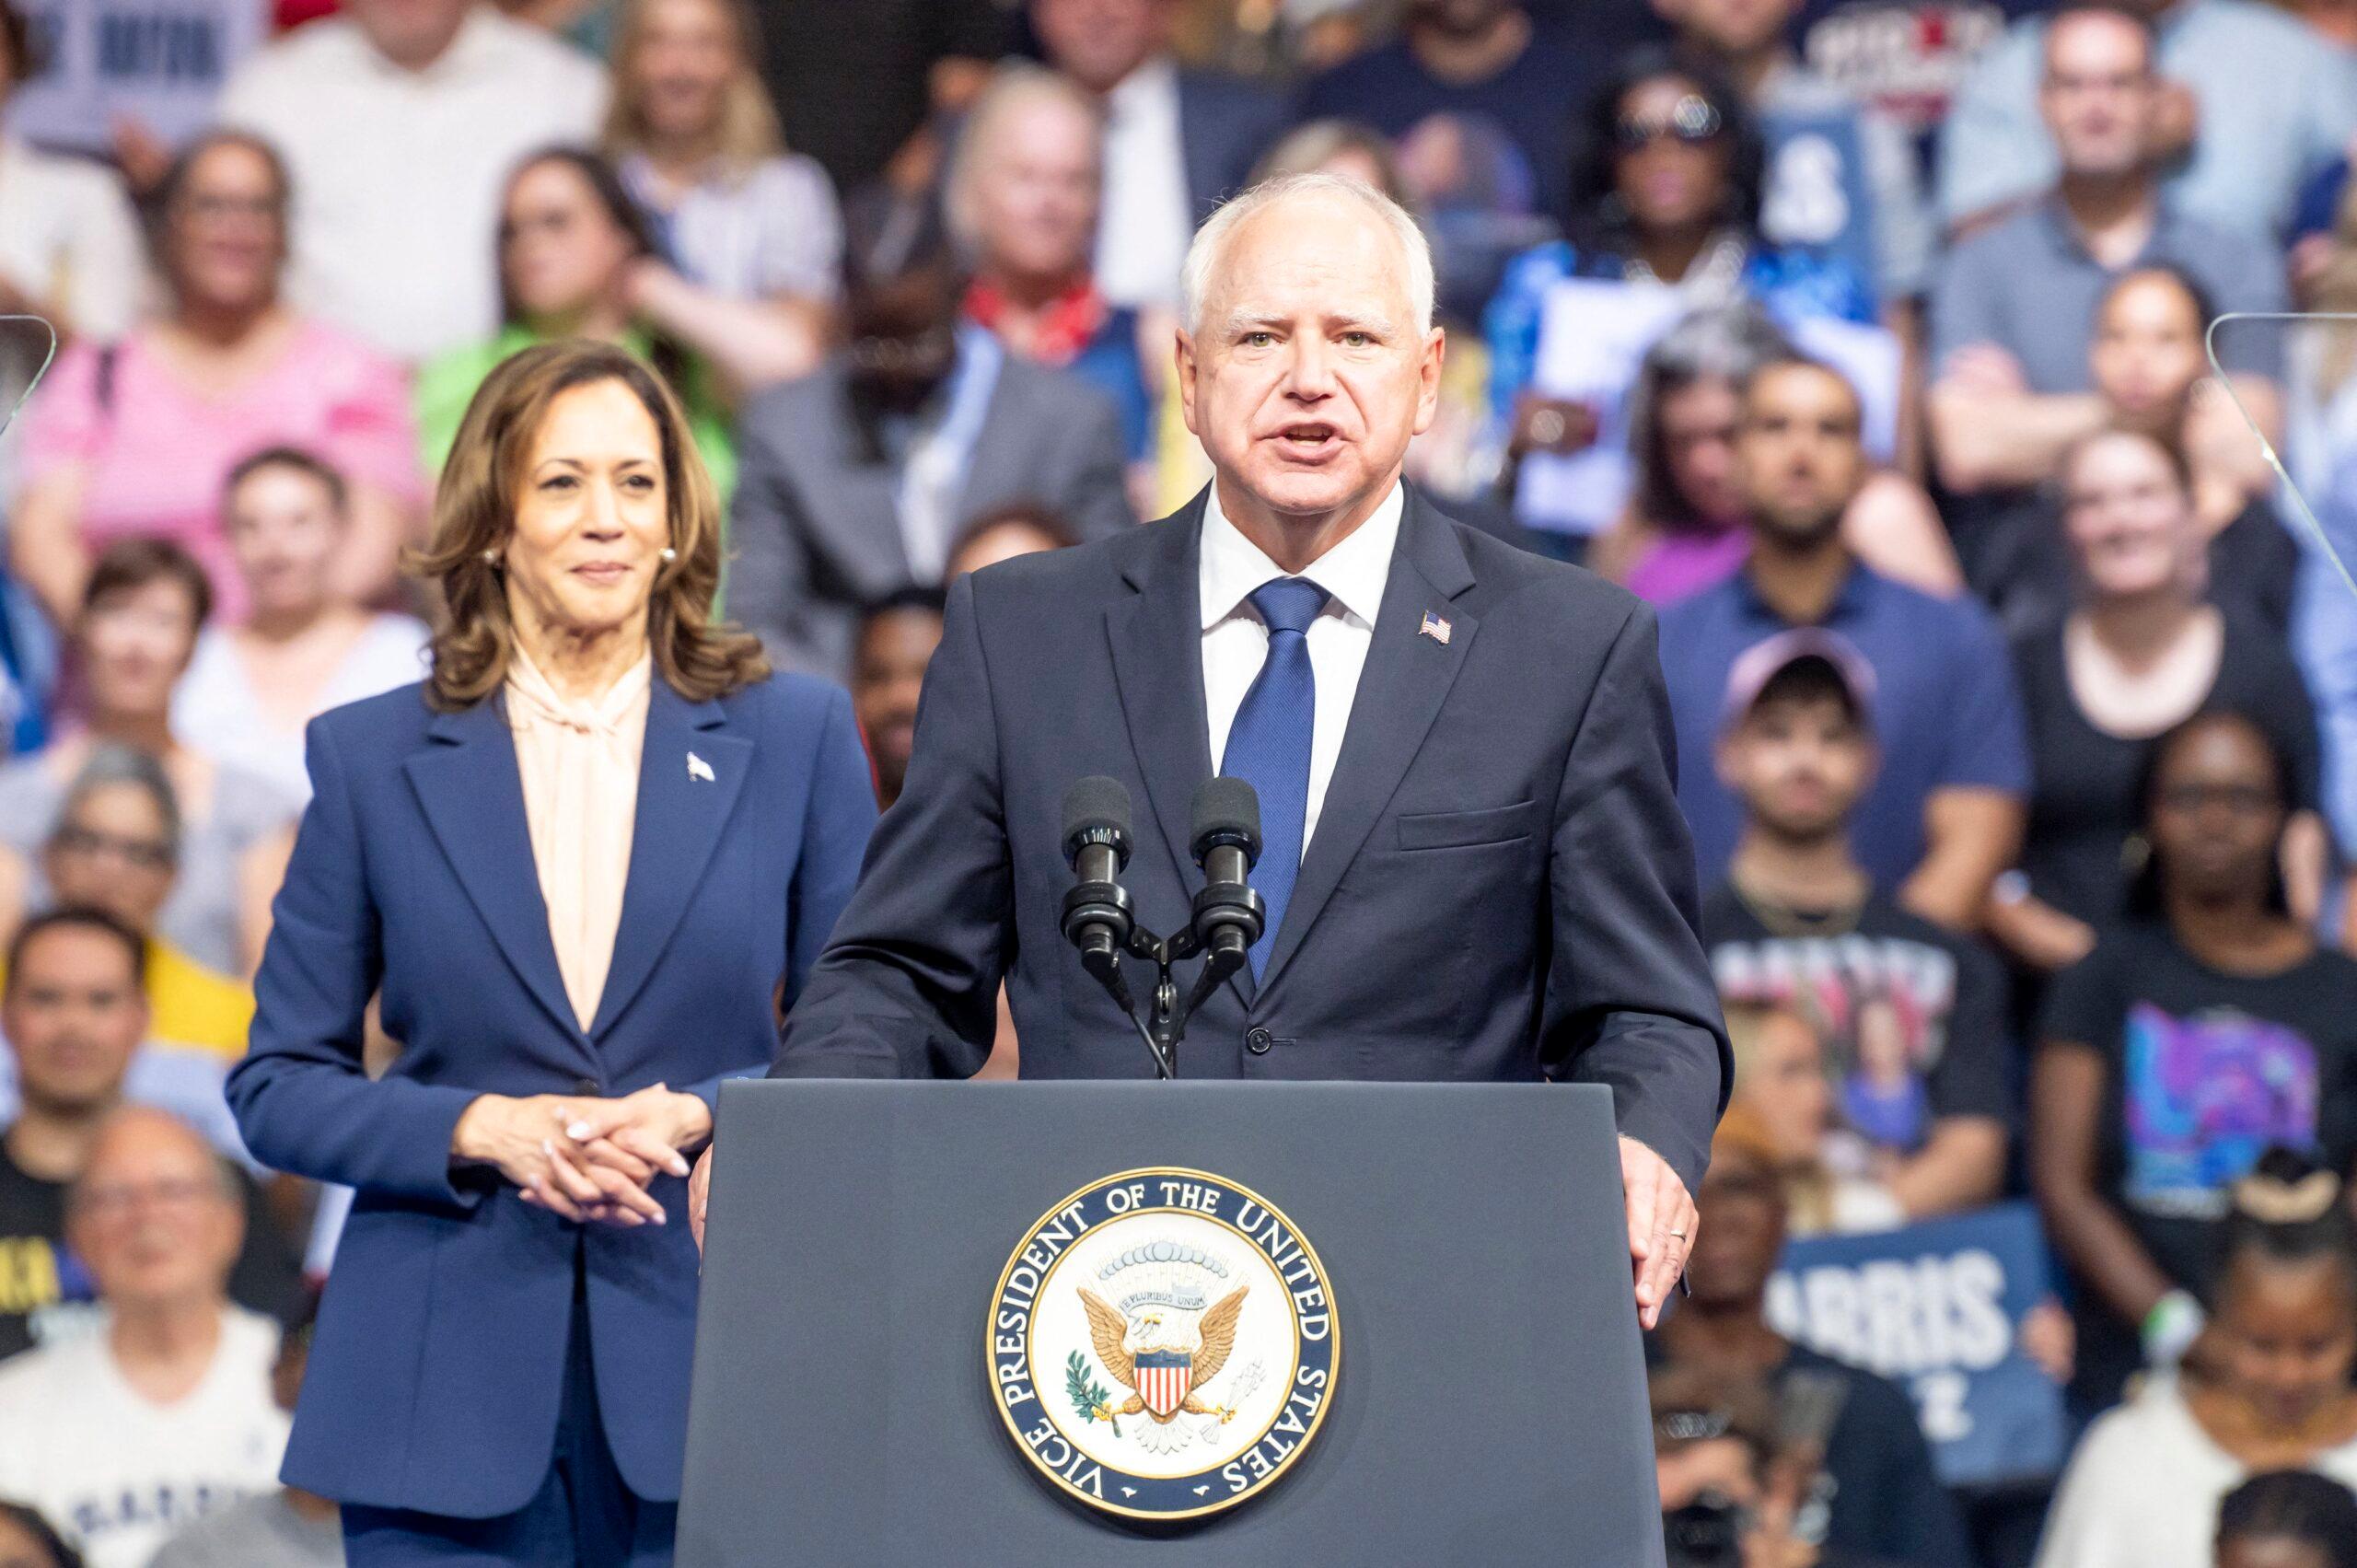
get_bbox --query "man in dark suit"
[1031,0,1286,312]
[697,173,1727,1325]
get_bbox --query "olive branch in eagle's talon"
[1066,1351,1121,1437]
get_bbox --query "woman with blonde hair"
[602,0,841,389]
[227,340,877,1562]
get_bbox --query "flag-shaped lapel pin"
[687,751,715,784]
[1419,610,1452,645]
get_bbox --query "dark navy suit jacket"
[1177,68,1287,220]
[772,489,1730,1191]
[226,674,876,1518]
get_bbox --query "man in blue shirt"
[1659,357,2028,927]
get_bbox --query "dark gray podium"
[678,1080,1665,1566]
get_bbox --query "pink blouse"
[20,319,424,623]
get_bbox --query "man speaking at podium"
[699,172,1730,1327]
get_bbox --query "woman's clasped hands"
[450,1085,715,1226]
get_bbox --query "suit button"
[572,1078,601,1097]
[1244,1028,1272,1055]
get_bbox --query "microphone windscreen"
[1191,776,1262,863]
[1062,775,1133,848]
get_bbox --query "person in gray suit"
[727,263,1135,679]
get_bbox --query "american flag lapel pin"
[1419,610,1452,645]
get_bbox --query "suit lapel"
[403,700,580,1040]
[589,684,753,1039]
[1254,493,1480,1004]
[1105,499,1215,901]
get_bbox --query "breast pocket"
[1395,799,1539,852]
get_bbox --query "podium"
[678,1079,1666,1566]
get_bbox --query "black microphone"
[1060,776,1135,965]
[1190,777,1265,965]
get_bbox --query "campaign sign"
[1764,1202,2068,1488]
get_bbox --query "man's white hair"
[1178,172,1435,341]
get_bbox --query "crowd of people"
[0,0,2352,1563]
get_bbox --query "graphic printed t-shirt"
[2040,923,2357,1291]
[1703,883,2014,1156]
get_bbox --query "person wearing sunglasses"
[2032,709,2357,1416]
[1481,50,1875,557]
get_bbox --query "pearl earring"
[660,547,678,562]
[480,549,499,565]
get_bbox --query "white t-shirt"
[2034,1376,2357,1568]
[0,1307,289,1568]
[217,11,607,361]
[171,615,431,802]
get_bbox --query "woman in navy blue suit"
[226,340,877,1564]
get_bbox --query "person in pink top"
[9,131,424,630]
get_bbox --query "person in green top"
[416,148,737,501]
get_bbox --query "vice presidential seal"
[987,1167,1339,1520]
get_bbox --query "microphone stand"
[1107,921,1248,1081]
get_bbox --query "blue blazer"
[226,673,876,1519]
[772,488,1731,1192]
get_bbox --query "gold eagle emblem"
[1076,1283,1249,1423]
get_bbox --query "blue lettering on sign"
[97,12,224,86]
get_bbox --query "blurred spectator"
[217,0,609,363]
[1030,0,1285,313]
[1658,358,2028,927]
[146,1294,341,1568]
[1937,0,2357,244]
[1928,7,2289,593]
[728,262,1133,680]
[2031,712,2357,1411]
[604,0,842,391]
[1704,632,2012,1223]
[1295,1,1607,224]
[1978,268,2296,633]
[943,500,1081,580]
[1484,52,1876,543]
[0,2,141,420]
[2214,1470,2357,1568]
[2033,1154,2357,1566]
[1648,1361,1836,1568]
[1595,303,1956,603]
[951,67,1155,467]
[0,543,298,979]
[8,134,424,631]
[0,1109,288,1568]
[1658,0,1936,313]
[169,450,430,805]
[755,0,1006,204]
[2287,213,2357,937]
[1654,1114,1978,1566]
[1722,1007,1852,1229]
[0,908,296,1360]
[11,749,256,1063]
[0,1503,80,1568]
[850,587,945,811]
[1991,429,2327,983]
[415,148,736,493]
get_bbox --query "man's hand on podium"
[690,1145,714,1252]
[1620,1135,1697,1330]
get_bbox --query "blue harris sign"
[1765,1202,2069,1488]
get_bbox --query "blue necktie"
[1220,576,1329,980]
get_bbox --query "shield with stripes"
[1133,1349,1192,1419]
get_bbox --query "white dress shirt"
[218,11,608,361]
[1200,481,1402,857]
[1093,56,1193,312]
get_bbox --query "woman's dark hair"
[497,146,660,327]
[2215,1146,2357,1305]
[0,1,40,89]
[145,129,292,271]
[225,445,350,515]
[1628,302,1793,527]
[2217,1469,2357,1568]
[496,147,690,391]
[2093,261,2219,339]
[1565,48,1764,253]
[82,536,213,631]
[0,1500,85,1568]
[2123,708,2291,919]
[946,501,1080,571]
